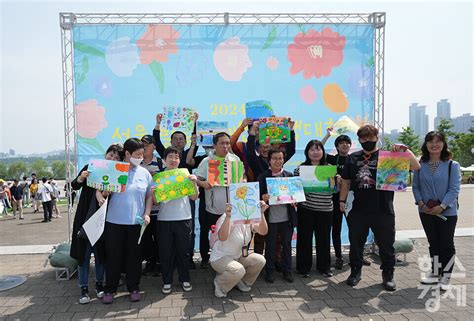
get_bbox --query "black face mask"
[360,140,377,152]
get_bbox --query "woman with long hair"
[294,140,334,278]
[413,131,461,291]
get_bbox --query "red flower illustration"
[287,28,346,79]
[136,25,180,64]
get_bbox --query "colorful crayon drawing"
[266,177,306,205]
[208,159,244,186]
[229,183,261,222]
[87,159,129,192]
[331,115,360,136]
[245,100,274,120]
[152,168,196,202]
[299,165,337,193]
[197,121,228,146]
[376,151,410,192]
[161,106,195,135]
[258,117,291,144]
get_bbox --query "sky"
[0,0,472,155]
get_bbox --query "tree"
[436,118,457,141]
[30,159,52,179]
[398,127,421,156]
[51,160,66,179]
[7,161,27,180]
[450,128,474,167]
[382,136,393,150]
[0,162,8,179]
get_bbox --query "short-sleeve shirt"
[210,214,253,262]
[157,196,192,221]
[141,156,163,214]
[341,150,394,215]
[10,185,23,200]
[327,154,348,176]
[38,183,53,202]
[107,166,153,225]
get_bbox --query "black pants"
[420,213,457,276]
[199,207,220,263]
[331,194,344,259]
[265,221,293,274]
[189,200,196,261]
[42,201,53,221]
[159,219,192,284]
[140,215,160,266]
[104,222,142,293]
[348,212,395,271]
[296,207,332,273]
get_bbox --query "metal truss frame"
[60,12,385,243]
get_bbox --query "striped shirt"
[428,160,441,174]
[294,166,333,212]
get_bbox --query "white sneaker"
[162,284,172,295]
[236,280,251,292]
[439,276,451,291]
[214,279,227,298]
[182,282,193,292]
[421,273,439,285]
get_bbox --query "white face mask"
[130,157,143,166]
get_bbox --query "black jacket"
[69,165,105,265]
[257,169,298,228]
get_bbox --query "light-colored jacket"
[412,160,461,216]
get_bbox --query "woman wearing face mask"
[413,131,461,291]
[294,140,334,278]
[339,125,419,291]
[100,138,154,304]
[70,144,123,305]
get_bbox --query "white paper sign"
[83,199,108,246]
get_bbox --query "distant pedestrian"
[10,179,24,220]
[38,177,53,222]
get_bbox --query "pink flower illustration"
[213,37,253,81]
[287,28,346,79]
[75,99,108,138]
[299,85,317,105]
[266,56,279,71]
[136,25,180,64]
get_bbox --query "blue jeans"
[78,243,105,288]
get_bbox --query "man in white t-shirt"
[38,177,53,222]
[210,202,268,298]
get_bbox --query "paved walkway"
[1,237,473,320]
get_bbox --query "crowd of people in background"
[0,114,463,307]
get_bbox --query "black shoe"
[362,258,371,266]
[200,261,209,269]
[382,270,397,291]
[265,273,275,283]
[79,286,91,304]
[283,272,294,283]
[346,267,361,286]
[95,282,104,299]
[298,271,310,278]
[41,220,48,223]
[319,269,334,277]
[275,262,283,273]
[335,257,344,270]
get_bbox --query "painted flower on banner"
[75,99,108,138]
[213,37,253,81]
[299,85,317,105]
[322,84,349,113]
[93,76,113,97]
[287,28,346,79]
[105,37,139,77]
[266,56,279,71]
[136,25,180,64]
[176,48,209,87]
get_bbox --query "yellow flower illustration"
[160,195,167,201]
[165,180,171,185]
[169,191,176,197]
[176,175,184,183]
[236,186,248,200]
[182,188,189,194]
[158,184,164,189]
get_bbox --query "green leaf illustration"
[366,56,375,67]
[117,175,128,185]
[76,56,89,85]
[149,61,165,94]
[77,136,106,154]
[262,26,277,50]
[74,42,105,58]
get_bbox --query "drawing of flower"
[287,28,346,79]
[236,186,248,200]
[175,175,185,183]
[182,188,189,195]
[136,25,180,64]
[105,37,140,77]
[299,85,317,105]
[322,83,349,113]
[213,37,253,81]
[266,56,279,71]
[75,99,108,139]
[93,76,113,97]
[169,191,176,197]
[158,184,164,189]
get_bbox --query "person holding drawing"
[99,138,154,304]
[412,131,461,291]
[293,140,334,278]
[154,146,199,295]
[339,125,419,291]
[70,143,122,305]
[210,202,268,298]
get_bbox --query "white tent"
[460,165,474,172]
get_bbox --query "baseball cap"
[141,134,155,145]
